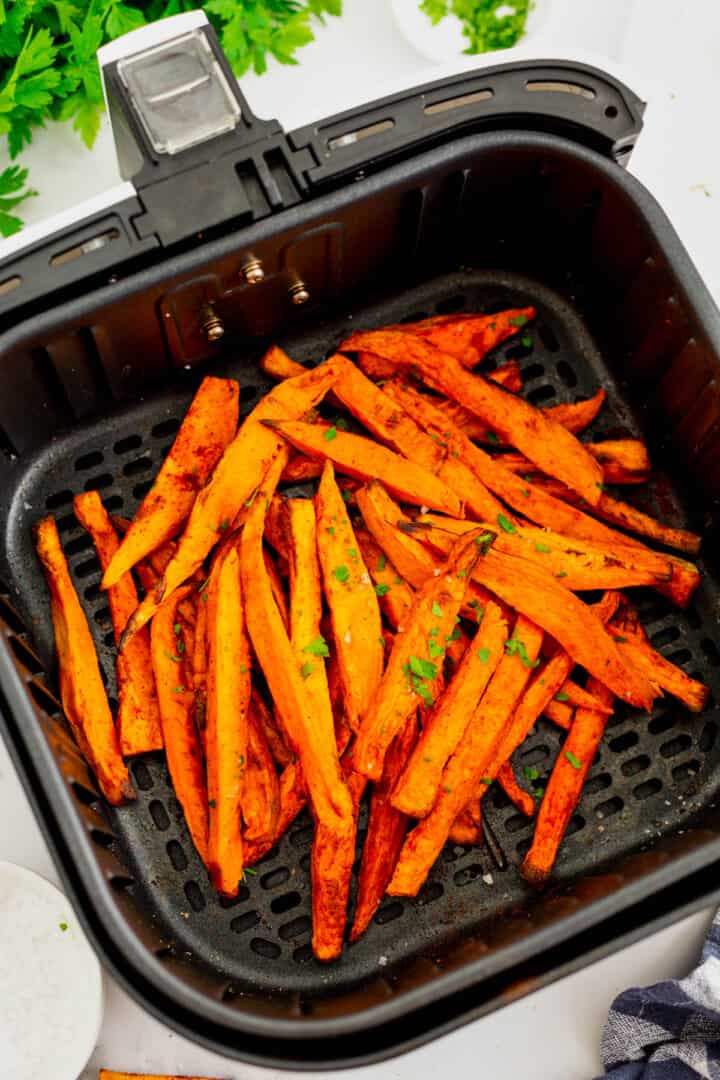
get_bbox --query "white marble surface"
[1,1,720,1077]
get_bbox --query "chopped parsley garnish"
[377,554,387,571]
[173,623,182,636]
[521,488,530,498]
[497,513,516,534]
[342,491,352,503]
[614,635,628,644]
[59,922,68,932]
[477,647,491,664]
[555,571,568,579]
[509,314,528,327]
[456,568,468,578]
[446,626,461,643]
[409,656,437,680]
[346,547,359,561]
[486,431,500,444]
[554,691,569,702]
[208,799,216,808]
[327,526,335,535]
[300,661,315,679]
[333,565,350,583]
[505,635,539,668]
[243,868,257,877]
[429,640,445,659]
[431,601,443,617]
[172,686,185,694]
[324,426,338,441]
[565,751,582,769]
[303,635,330,657]
[375,583,390,597]
[475,531,495,555]
[535,542,551,553]
[164,651,183,664]
[479,777,492,785]
[523,765,540,782]
[443,785,452,793]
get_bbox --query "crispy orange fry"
[529,475,701,555]
[350,714,419,942]
[499,438,649,478]
[122,362,340,644]
[497,761,536,817]
[341,332,604,504]
[610,601,709,712]
[204,537,251,895]
[413,514,674,594]
[191,588,208,753]
[252,688,293,767]
[355,527,415,630]
[241,455,354,959]
[433,386,605,444]
[102,377,239,589]
[558,677,613,713]
[354,530,485,782]
[362,487,656,710]
[34,516,134,806]
[521,679,614,886]
[449,797,483,845]
[74,492,162,757]
[410,307,536,367]
[282,454,324,483]
[384,382,698,608]
[263,546,289,631]
[389,616,543,896]
[243,705,280,848]
[315,462,384,733]
[392,601,508,817]
[151,584,208,861]
[265,417,463,516]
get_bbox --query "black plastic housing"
[0,59,720,1070]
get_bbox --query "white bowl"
[0,861,104,1080]
[391,0,549,64]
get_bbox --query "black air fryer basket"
[1,16,720,1069]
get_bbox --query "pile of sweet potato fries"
[34,307,708,961]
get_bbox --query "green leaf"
[554,691,570,703]
[323,425,337,441]
[374,583,390,597]
[72,93,101,148]
[300,660,315,679]
[565,751,582,769]
[431,601,443,617]
[105,2,146,38]
[477,647,490,664]
[505,635,539,669]
[303,635,330,657]
[428,639,445,659]
[0,163,35,236]
[409,655,437,680]
[496,513,516,534]
[333,565,349,583]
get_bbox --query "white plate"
[0,861,103,1080]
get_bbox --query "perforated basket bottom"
[3,270,720,1000]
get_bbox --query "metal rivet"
[289,279,311,306]
[240,257,265,285]
[199,302,224,342]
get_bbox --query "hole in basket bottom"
[231,911,260,935]
[279,916,312,941]
[250,937,281,959]
[184,881,206,912]
[166,839,187,871]
[271,891,301,915]
[375,901,403,925]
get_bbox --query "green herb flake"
[336,417,348,431]
[379,636,386,648]
[59,921,68,932]
[477,647,491,664]
[342,490,353,503]
[346,547,359,561]
[456,568,468,578]
[409,655,437,680]
[375,583,390,597]
[445,626,461,643]
[208,799,216,809]
[164,651,183,664]
[475,531,495,555]
[614,635,628,644]
[497,513,516,534]
[172,686,186,694]
[486,431,500,445]
[535,542,551,553]
[555,571,568,579]
[554,691,570,703]
[523,765,540,782]
[324,426,338,441]
[509,314,528,327]
[217,518,229,533]
[333,565,350,583]
[173,623,182,636]
[521,488,530,498]
[443,785,453,793]
[505,635,540,669]
[327,526,335,535]
[429,640,445,659]
[534,787,545,799]
[565,751,582,769]
[303,635,330,657]
[377,554,387,572]
[239,665,248,674]
[243,868,257,877]
[423,755,433,763]
[479,778,492,785]
[300,661,315,680]
[431,601,443,617]
[393,575,402,585]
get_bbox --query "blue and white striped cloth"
[598,910,720,1079]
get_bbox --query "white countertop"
[1,1,719,1077]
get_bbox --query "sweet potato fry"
[265,418,463,515]
[99,1073,222,1080]
[241,453,354,959]
[497,761,536,818]
[122,362,341,643]
[498,451,648,486]
[528,475,701,555]
[354,530,485,782]
[330,355,504,521]
[264,546,289,631]
[355,527,415,630]
[384,382,698,608]
[433,386,605,444]
[410,307,536,367]
[609,601,709,712]
[204,537,251,896]
[350,714,418,942]
[558,678,613,713]
[361,486,656,710]
[449,797,483,845]
[191,589,208,752]
[34,516,134,805]
[392,600,508,818]
[252,688,293,767]
[243,705,280,848]
[521,679,614,886]
[74,492,162,757]
[282,454,324,483]
[412,513,674,594]
[102,377,239,589]
[151,585,208,860]
[341,331,604,504]
[388,616,543,896]
[315,462,384,733]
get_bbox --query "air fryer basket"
[1,43,720,1069]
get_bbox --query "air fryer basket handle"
[289,60,645,189]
